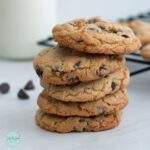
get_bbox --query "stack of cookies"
[33,17,141,133]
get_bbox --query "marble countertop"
[0,59,150,150]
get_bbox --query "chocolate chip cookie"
[36,110,121,133]
[52,17,141,54]
[41,67,129,102]
[37,89,128,117]
[141,44,150,61]
[33,46,125,85]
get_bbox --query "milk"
[0,0,56,59]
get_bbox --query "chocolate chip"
[88,18,98,24]
[51,67,64,76]
[24,80,35,90]
[79,118,85,122]
[97,25,106,31]
[36,67,43,77]
[69,77,79,84]
[87,27,98,32]
[111,82,116,91]
[121,34,129,38]
[109,29,118,34]
[74,61,81,69]
[104,75,109,78]
[17,89,29,100]
[69,22,76,27]
[97,65,109,77]
[99,65,108,71]
[76,40,83,44]
[0,83,10,94]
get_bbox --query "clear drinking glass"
[0,0,56,60]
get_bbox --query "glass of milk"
[0,0,56,60]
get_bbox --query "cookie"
[37,89,128,117]
[35,110,121,133]
[123,20,150,45]
[33,46,125,85]
[41,67,129,102]
[141,44,150,61]
[52,17,141,54]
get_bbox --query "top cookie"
[52,16,141,54]
[122,20,150,46]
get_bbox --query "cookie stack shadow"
[33,17,141,133]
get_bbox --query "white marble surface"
[0,59,150,150]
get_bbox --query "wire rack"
[37,11,150,76]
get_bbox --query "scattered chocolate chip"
[52,67,64,76]
[0,83,10,94]
[111,82,116,91]
[121,34,129,38]
[74,61,81,69]
[24,80,35,90]
[36,67,43,77]
[17,89,29,100]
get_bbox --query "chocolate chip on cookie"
[74,61,81,69]
[96,64,109,77]
[51,67,64,76]
[121,34,129,38]
[36,67,43,77]
[111,81,116,91]
[69,76,79,84]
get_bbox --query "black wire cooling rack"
[37,11,150,76]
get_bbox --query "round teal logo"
[5,131,20,147]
